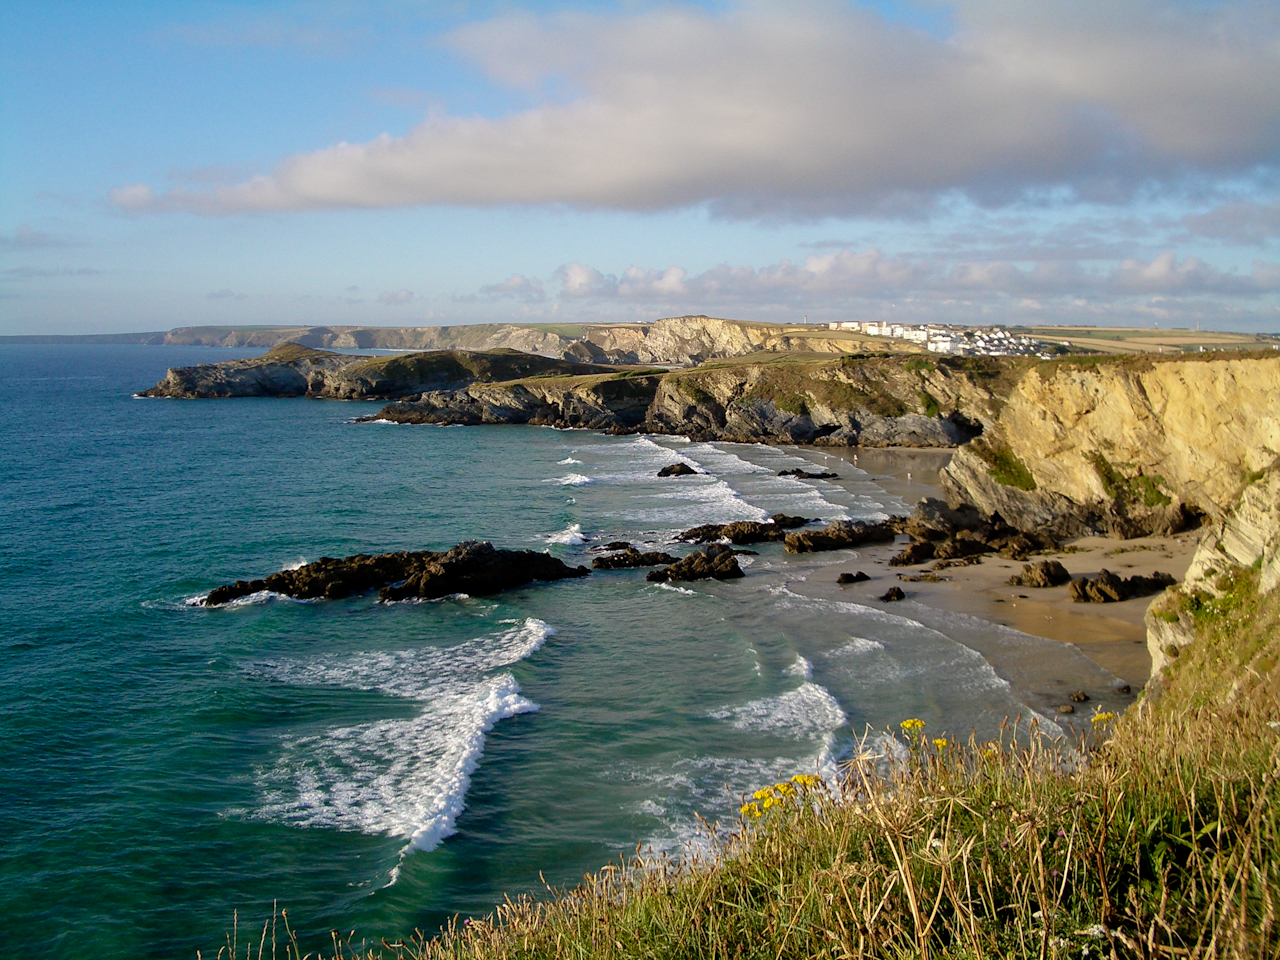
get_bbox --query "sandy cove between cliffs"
[777,446,1195,696]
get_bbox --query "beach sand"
[788,446,1197,692]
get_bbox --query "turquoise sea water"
[0,345,1121,959]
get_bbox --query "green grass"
[1088,454,1172,508]
[972,440,1037,491]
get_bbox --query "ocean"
[0,344,1118,959]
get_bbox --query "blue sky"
[2,0,1279,335]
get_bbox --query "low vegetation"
[972,439,1038,491]
[1088,454,1172,509]
[225,565,1279,960]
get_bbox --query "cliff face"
[939,354,1280,536]
[373,354,1011,445]
[140,344,620,400]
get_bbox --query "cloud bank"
[113,0,1280,217]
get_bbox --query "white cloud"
[114,1,1280,217]
[479,273,545,300]
[377,289,415,305]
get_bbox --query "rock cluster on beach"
[783,519,899,554]
[779,468,839,479]
[678,514,814,545]
[837,571,871,584]
[1069,568,1176,603]
[203,541,589,606]
[647,544,746,583]
[889,498,1057,566]
[1007,560,1073,588]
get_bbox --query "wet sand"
[787,446,1197,691]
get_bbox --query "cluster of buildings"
[826,321,1059,358]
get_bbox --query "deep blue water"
[0,345,1120,959]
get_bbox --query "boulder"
[1007,560,1072,588]
[784,519,900,554]
[203,541,589,606]
[658,462,698,477]
[647,544,744,583]
[601,541,632,551]
[1068,569,1177,603]
[879,585,906,602]
[592,548,678,570]
[837,571,871,584]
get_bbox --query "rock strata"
[657,463,698,477]
[1008,560,1072,588]
[646,545,745,583]
[678,514,814,545]
[592,549,678,570]
[202,541,589,606]
[783,519,900,554]
[1068,569,1176,603]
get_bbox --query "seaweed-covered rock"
[646,544,744,583]
[1007,560,1072,588]
[779,468,839,480]
[657,462,698,477]
[203,541,589,606]
[1068,569,1176,603]
[592,549,677,570]
[783,520,899,554]
[678,514,814,545]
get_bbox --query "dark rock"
[592,548,678,570]
[203,541,589,606]
[1069,690,1090,703]
[779,468,839,480]
[1068,569,1176,603]
[678,514,815,545]
[836,571,871,584]
[658,462,698,477]
[889,540,937,566]
[1112,680,1132,695]
[1007,560,1072,588]
[601,541,632,551]
[784,519,900,553]
[879,585,906,602]
[646,544,744,583]
[1057,704,1076,714]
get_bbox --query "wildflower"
[774,781,795,797]
[790,774,822,788]
[932,738,947,750]
[1057,829,1066,838]
[1090,711,1116,726]
[740,802,762,819]
[899,718,926,734]
[762,796,778,810]
[752,788,773,801]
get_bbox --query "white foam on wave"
[545,523,586,546]
[248,618,554,859]
[784,654,813,680]
[711,681,847,740]
[557,457,583,465]
[651,581,697,596]
[547,473,592,487]
[282,557,309,572]
[828,636,885,657]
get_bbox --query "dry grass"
[224,571,1280,960]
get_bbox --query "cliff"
[937,353,1280,537]
[374,353,1015,445]
[140,343,622,400]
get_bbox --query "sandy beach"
[788,446,1197,692]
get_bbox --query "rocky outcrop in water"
[837,571,871,584]
[657,463,698,477]
[646,544,745,583]
[1068,569,1176,603]
[783,519,900,554]
[678,514,814,545]
[779,468,839,479]
[142,343,622,400]
[592,549,677,570]
[202,541,589,606]
[1008,560,1072,588]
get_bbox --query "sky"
[2,0,1279,335]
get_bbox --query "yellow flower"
[774,782,795,797]
[790,774,822,788]
[900,718,926,734]
[932,738,948,750]
[740,802,762,819]
[1091,711,1116,726]
[762,796,778,809]
[752,788,773,801]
